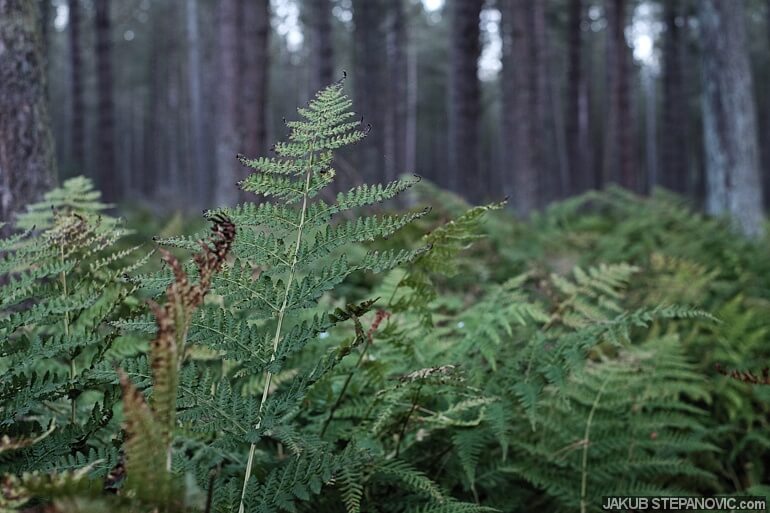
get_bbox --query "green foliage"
[3,92,769,513]
[501,337,716,512]
[0,177,147,478]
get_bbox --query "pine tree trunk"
[532,0,558,202]
[503,0,538,215]
[660,0,688,194]
[353,0,386,182]
[405,37,418,177]
[240,0,270,168]
[94,0,116,201]
[309,0,334,92]
[214,0,240,206]
[566,0,585,195]
[142,11,161,198]
[448,0,482,198]
[764,0,770,207]
[39,0,49,53]
[603,0,636,191]
[0,0,54,223]
[384,0,407,181]
[68,0,84,172]
[700,0,764,237]
[185,0,207,205]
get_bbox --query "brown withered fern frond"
[151,213,236,358]
[115,216,235,504]
[715,363,770,385]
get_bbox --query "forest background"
[4,0,770,237]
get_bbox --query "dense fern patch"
[2,86,770,512]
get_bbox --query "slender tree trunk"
[240,0,270,167]
[143,13,161,198]
[405,36,418,176]
[214,0,240,206]
[603,0,636,191]
[532,0,557,203]
[309,0,334,92]
[0,0,54,223]
[700,0,764,237]
[39,0,49,53]
[643,68,657,190]
[503,0,538,215]
[164,4,181,204]
[448,0,482,198]
[185,0,207,206]
[94,0,116,201]
[660,0,688,194]
[385,0,407,181]
[68,0,84,172]
[566,0,585,195]
[764,0,770,207]
[353,0,386,182]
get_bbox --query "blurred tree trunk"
[566,0,586,195]
[700,0,764,237]
[502,0,538,216]
[240,0,270,170]
[533,0,560,202]
[308,0,334,92]
[660,0,688,195]
[185,0,207,205]
[765,0,770,207]
[384,0,407,181]
[163,2,182,202]
[94,0,116,201]
[0,0,54,223]
[405,38,418,177]
[448,0,482,198]
[603,0,637,191]
[353,0,386,182]
[68,0,84,173]
[643,68,657,190]
[214,0,240,206]
[39,0,49,53]
[143,11,161,198]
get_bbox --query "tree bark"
[68,0,84,172]
[384,0,408,181]
[603,0,637,191]
[405,37,418,177]
[660,0,688,194]
[308,0,334,92]
[532,0,559,202]
[0,0,54,223]
[566,0,585,195]
[502,0,539,216]
[353,0,387,182]
[700,0,764,237]
[448,0,482,199]
[94,0,116,202]
[39,0,49,53]
[185,0,207,205]
[214,0,240,206]
[240,0,270,167]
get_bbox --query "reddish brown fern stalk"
[114,216,235,500]
[715,363,770,385]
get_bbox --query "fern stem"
[238,143,316,513]
[580,375,610,513]
[60,245,76,426]
[320,327,374,437]
[395,384,422,458]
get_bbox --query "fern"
[498,338,717,513]
[113,82,433,513]
[0,177,147,476]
